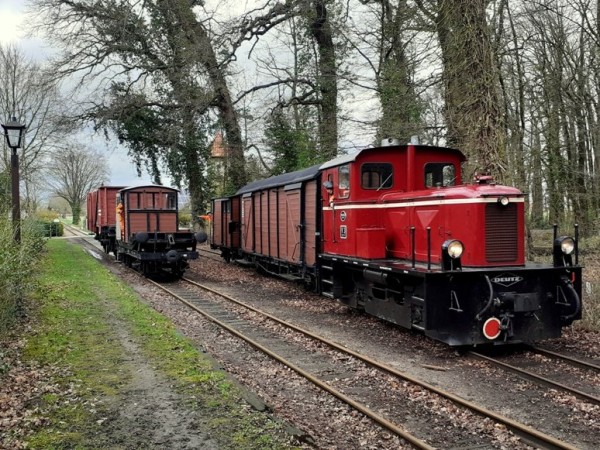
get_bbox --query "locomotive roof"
[319,144,466,169]
[236,164,321,195]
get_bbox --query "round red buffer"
[483,317,502,340]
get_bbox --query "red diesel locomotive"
[211,142,582,346]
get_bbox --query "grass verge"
[22,239,294,449]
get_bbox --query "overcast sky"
[0,0,154,188]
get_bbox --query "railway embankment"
[0,239,296,449]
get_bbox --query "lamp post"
[2,117,27,243]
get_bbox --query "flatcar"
[87,185,125,254]
[114,185,208,277]
[87,184,206,278]
[211,141,582,346]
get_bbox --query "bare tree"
[46,144,109,225]
[342,0,424,144]
[0,43,65,213]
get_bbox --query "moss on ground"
[24,239,295,449]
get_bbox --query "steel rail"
[181,277,577,450]
[149,279,434,450]
[196,248,226,264]
[61,224,93,238]
[527,345,600,373]
[469,351,600,407]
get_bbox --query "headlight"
[446,240,464,259]
[498,196,510,206]
[553,235,576,267]
[560,237,575,255]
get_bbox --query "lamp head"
[1,117,26,150]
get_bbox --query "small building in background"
[209,131,227,198]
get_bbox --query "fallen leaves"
[0,336,62,449]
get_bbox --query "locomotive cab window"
[425,163,456,188]
[338,164,350,198]
[361,163,393,190]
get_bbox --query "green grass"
[24,239,294,449]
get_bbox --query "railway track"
[61,223,93,238]
[147,275,581,450]
[528,345,600,373]
[196,246,224,264]
[469,347,600,407]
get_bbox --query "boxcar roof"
[319,151,360,170]
[236,164,321,195]
[119,184,180,193]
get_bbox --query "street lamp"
[2,117,27,243]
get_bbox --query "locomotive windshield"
[425,163,456,188]
[361,163,393,190]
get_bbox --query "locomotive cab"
[320,143,467,262]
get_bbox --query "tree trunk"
[309,0,338,160]
[436,0,506,181]
[376,0,422,144]
[158,0,247,195]
[71,203,81,226]
[530,125,544,226]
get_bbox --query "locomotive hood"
[379,183,524,204]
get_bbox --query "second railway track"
[469,348,600,407]
[147,274,582,450]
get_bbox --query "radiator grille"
[485,203,518,262]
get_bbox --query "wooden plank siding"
[256,191,270,255]
[242,195,254,253]
[127,211,177,236]
[268,190,279,259]
[212,199,225,247]
[304,180,318,266]
[230,197,241,249]
[277,187,287,260]
[285,190,301,262]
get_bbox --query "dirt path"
[93,300,220,449]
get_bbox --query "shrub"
[178,211,192,228]
[0,205,46,333]
[34,220,64,237]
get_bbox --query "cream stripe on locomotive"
[322,196,525,211]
